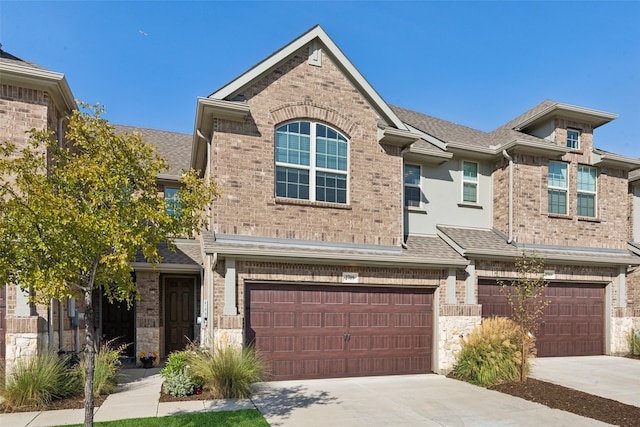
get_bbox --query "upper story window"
[567,129,580,150]
[577,165,597,217]
[404,164,421,208]
[275,121,348,204]
[548,161,568,214]
[462,161,478,203]
[165,186,180,215]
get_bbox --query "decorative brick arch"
[269,102,358,138]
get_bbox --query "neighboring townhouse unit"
[0,47,76,364]
[2,26,640,378]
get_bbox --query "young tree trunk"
[83,286,96,427]
[520,335,526,383]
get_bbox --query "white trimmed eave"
[446,141,496,160]
[377,126,421,148]
[591,150,640,171]
[207,246,468,269]
[209,25,408,131]
[130,262,202,272]
[191,97,250,171]
[515,103,618,131]
[0,61,76,114]
[495,139,570,158]
[403,143,453,165]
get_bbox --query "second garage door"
[245,283,433,381]
[478,280,605,357]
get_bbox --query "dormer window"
[275,121,348,204]
[567,129,580,150]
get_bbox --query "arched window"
[275,121,348,204]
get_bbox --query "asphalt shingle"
[112,124,192,178]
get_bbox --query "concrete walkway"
[531,355,640,407]
[0,367,254,427]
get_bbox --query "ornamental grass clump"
[455,317,527,387]
[189,346,267,399]
[76,340,126,396]
[0,352,81,410]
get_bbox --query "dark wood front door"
[478,280,605,357]
[246,283,433,381]
[0,286,6,361]
[164,277,196,354]
[101,294,135,357]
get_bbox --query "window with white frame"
[404,164,421,208]
[577,165,597,217]
[462,161,478,203]
[165,186,180,215]
[548,161,568,214]
[275,121,348,204]
[567,129,580,150]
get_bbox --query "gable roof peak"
[208,25,407,131]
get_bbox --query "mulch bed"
[0,395,107,413]
[489,378,640,427]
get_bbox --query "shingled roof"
[391,103,558,151]
[202,232,467,268]
[112,124,192,179]
[0,48,46,70]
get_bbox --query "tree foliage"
[498,252,549,382]
[0,103,219,426]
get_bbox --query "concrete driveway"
[530,355,640,407]
[252,374,611,427]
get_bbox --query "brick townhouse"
[2,26,640,378]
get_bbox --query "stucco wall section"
[210,47,403,246]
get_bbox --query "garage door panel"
[479,280,604,357]
[246,283,433,380]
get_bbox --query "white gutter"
[502,150,513,243]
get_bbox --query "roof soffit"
[513,102,618,131]
[208,25,407,132]
[0,60,76,114]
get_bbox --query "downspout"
[197,128,216,346]
[400,146,409,249]
[502,150,513,244]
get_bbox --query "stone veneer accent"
[135,271,161,363]
[210,46,403,247]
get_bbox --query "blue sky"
[2,1,639,157]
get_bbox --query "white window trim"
[548,161,569,215]
[274,121,350,204]
[577,165,597,217]
[461,160,479,204]
[404,163,422,209]
[567,128,580,150]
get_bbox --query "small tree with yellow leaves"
[498,252,549,382]
[0,103,219,426]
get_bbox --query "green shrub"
[162,368,194,397]
[0,352,80,409]
[160,351,190,380]
[455,317,526,386]
[631,330,640,355]
[189,346,267,399]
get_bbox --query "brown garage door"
[245,283,433,381]
[478,280,605,357]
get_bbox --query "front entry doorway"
[101,293,135,358]
[164,276,197,354]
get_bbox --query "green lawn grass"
[59,409,269,427]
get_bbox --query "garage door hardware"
[343,332,351,342]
